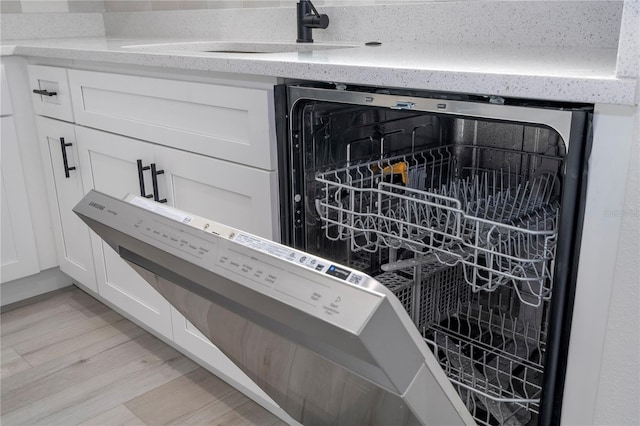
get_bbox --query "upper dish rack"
[315,144,562,307]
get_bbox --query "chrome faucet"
[296,0,329,43]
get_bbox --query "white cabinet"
[35,116,96,292]
[0,57,62,303]
[22,63,282,419]
[1,116,40,283]
[75,126,173,339]
[155,145,279,240]
[75,124,280,340]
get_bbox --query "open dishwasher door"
[74,190,475,426]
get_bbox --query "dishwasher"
[74,83,590,426]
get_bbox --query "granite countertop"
[2,37,637,106]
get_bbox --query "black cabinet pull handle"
[150,163,167,203]
[59,137,76,178]
[137,160,153,199]
[33,89,57,97]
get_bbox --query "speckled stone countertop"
[2,37,637,106]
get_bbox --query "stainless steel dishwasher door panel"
[73,189,475,426]
[132,263,421,426]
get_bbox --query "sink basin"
[122,41,361,54]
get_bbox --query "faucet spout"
[297,0,329,43]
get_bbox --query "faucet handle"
[303,13,329,29]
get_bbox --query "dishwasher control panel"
[78,192,385,335]
[226,232,381,333]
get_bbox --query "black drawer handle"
[150,163,167,203]
[33,89,57,97]
[59,138,76,178]
[137,160,153,199]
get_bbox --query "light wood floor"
[0,287,286,426]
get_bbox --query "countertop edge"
[4,42,638,106]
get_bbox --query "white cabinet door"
[0,116,40,283]
[75,126,173,339]
[154,145,280,241]
[35,117,97,292]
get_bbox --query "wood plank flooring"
[1,287,285,426]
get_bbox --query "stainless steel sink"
[122,41,360,54]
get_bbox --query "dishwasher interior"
[294,100,567,426]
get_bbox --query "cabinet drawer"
[68,70,277,170]
[27,65,74,122]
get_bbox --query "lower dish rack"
[378,264,548,426]
[425,287,547,426]
[316,144,561,307]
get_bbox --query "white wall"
[102,1,624,48]
[0,0,453,14]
